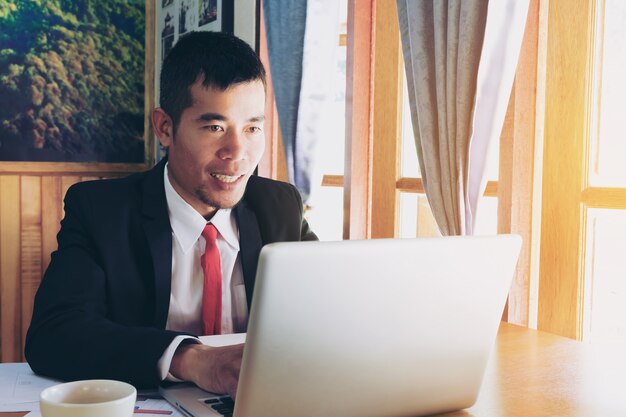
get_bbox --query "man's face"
[156,79,266,218]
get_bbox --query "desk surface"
[2,322,625,417]
[447,322,626,416]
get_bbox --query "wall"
[0,173,123,362]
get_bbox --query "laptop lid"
[234,235,521,417]
[161,235,521,417]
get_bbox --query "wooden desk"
[2,323,624,417]
[447,322,626,416]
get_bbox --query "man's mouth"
[210,173,244,183]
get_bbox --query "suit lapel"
[235,200,263,309]
[141,159,173,329]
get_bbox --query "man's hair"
[159,31,266,131]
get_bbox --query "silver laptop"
[160,235,521,417]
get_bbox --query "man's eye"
[204,125,223,132]
[248,126,262,133]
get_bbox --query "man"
[25,31,317,399]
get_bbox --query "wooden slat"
[61,175,85,192]
[0,176,21,362]
[396,177,498,196]
[396,178,425,194]
[20,177,42,360]
[61,176,82,217]
[582,187,626,209]
[370,0,402,239]
[0,162,149,175]
[324,175,500,199]
[498,0,542,327]
[498,87,515,323]
[498,87,515,236]
[483,182,498,197]
[41,177,63,272]
[339,33,347,47]
[538,0,594,339]
[343,0,374,240]
[528,0,549,330]
[321,175,344,187]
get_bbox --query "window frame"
[261,0,543,329]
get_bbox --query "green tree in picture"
[0,0,145,162]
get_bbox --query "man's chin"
[196,190,245,211]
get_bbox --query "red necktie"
[201,224,222,335]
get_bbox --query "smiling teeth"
[211,173,241,183]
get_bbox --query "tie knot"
[202,223,218,242]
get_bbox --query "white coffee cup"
[40,379,137,417]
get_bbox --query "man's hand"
[170,342,245,399]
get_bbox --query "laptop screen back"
[234,235,521,417]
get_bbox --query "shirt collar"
[163,163,239,253]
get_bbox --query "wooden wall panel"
[0,173,121,363]
[41,177,63,271]
[61,176,82,218]
[20,177,42,359]
[0,176,21,363]
[61,176,81,200]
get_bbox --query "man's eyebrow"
[196,114,266,123]
[197,113,227,122]
[248,115,266,123]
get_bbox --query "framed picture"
[0,1,156,173]
[155,0,234,96]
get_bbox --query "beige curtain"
[397,0,529,235]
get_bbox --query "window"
[582,0,626,345]
[540,0,626,342]
[299,0,503,242]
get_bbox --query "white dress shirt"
[157,163,248,380]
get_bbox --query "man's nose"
[217,130,246,161]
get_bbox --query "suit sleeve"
[25,185,187,388]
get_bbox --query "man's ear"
[152,108,174,150]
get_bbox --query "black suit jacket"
[25,158,317,387]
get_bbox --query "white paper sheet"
[0,402,39,412]
[0,363,60,405]
[0,363,184,416]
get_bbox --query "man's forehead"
[185,83,266,122]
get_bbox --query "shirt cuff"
[157,335,201,381]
